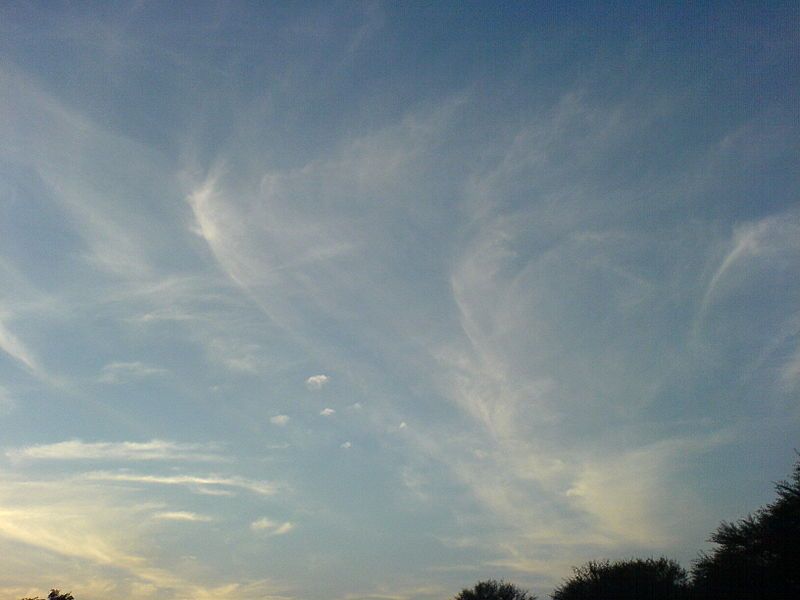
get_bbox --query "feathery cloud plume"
[0,318,38,372]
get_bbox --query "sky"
[0,2,798,599]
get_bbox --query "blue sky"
[0,2,798,599]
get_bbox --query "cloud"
[0,475,290,600]
[81,472,279,496]
[780,343,800,389]
[0,385,14,415]
[701,212,800,312]
[320,408,335,416]
[250,518,294,536]
[7,440,222,462]
[270,415,290,426]
[564,434,731,546]
[0,317,38,372]
[98,361,168,384]
[340,441,352,449]
[305,374,329,390]
[153,511,213,522]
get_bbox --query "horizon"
[0,2,798,599]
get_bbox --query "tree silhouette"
[551,558,689,600]
[691,457,800,600]
[455,579,536,600]
[20,590,74,600]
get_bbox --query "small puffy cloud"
[399,421,407,429]
[340,441,352,449]
[320,408,335,416]
[270,415,290,426]
[349,402,362,410]
[153,511,212,522]
[305,374,329,390]
[250,518,294,536]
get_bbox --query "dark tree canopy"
[455,579,536,600]
[20,590,74,600]
[691,458,800,600]
[551,558,689,600]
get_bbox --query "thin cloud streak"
[0,318,38,372]
[98,361,168,384]
[81,471,280,496]
[7,440,224,462]
[153,511,213,522]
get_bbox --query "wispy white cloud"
[340,441,352,449]
[98,361,168,384]
[0,317,38,372]
[7,440,222,462]
[81,471,279,496]
[153,511,213,522]
[782,348,800,387]
[320,408,335,416]
[270,415,290,426]
[0,385,14,415]
[701,211,800,312]
[250,518,294,536]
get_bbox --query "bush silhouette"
[455,579,536,600]
[551,558,689,600]
[20,590,74,600]
[691,457,800,600]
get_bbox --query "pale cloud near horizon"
[320,408,335,416]
[0,476,290,600]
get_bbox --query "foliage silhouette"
[690,456,800,600]
[455,579,536,600]
[551,558,689,600]
[20,590,74,600]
